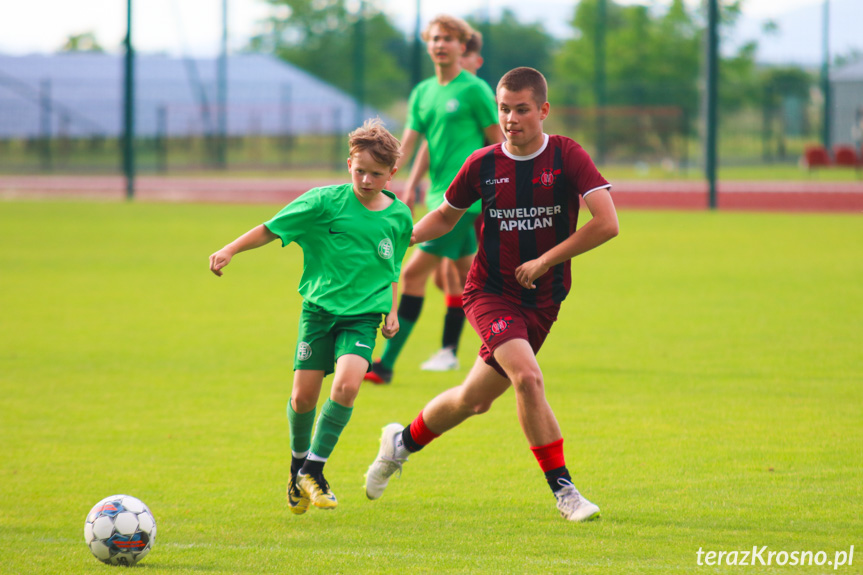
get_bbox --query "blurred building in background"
[831,61,863,148]
[0,53,386,172]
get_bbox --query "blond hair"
[348,118,401,168]
[422,15,473,44]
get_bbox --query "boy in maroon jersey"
[364,67,619,522]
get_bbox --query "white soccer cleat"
[420,347,459,371]
[365,423,408,500]
[555,479,601,522]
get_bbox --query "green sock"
[310,399,353,459]
[287,400,316,455]
[380,317,417,370]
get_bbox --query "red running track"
[1,175,861,212]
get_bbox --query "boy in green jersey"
[364,16,503,385]
[402,31,487,373]
[209,118,413,513]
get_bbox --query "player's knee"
[291,393,317,413]
[469,399,494,415]
[403,269,428,291]
[330,379,360,403]
[456,388,494,416]
[510,369,544,397]
[455,399,492,417]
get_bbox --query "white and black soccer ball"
[84,494,156,566]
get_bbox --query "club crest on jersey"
[533,168,561,189]
[446,99,460,113]
[486,316,513,341]
[378,238,394,259]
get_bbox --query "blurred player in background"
[364,17,503,385]
[403,31,489,373]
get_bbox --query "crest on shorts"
[533,168,561,189]
[297,342,312,361]
[486,316,513,341]
[378,238,394,259]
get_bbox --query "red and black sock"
[401,411,440,453]
[530,438,572,493]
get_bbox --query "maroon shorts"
[463,289,560,377]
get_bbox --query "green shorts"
[294,301,382,375]
[419,213,477,260]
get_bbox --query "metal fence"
[0,55,857,175]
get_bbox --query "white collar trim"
[502,133,549,161]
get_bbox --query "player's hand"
[409,231,417,247]
[381,312,399,339]
[515,258,549,289]
[209,249,233,277]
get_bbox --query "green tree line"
[248,0,813,117]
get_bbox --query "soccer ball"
[84,494,156,566]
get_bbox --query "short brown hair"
[348,118,401,168]
[422,15,473,44]
[464,31,483,56]
[497,67,548,107]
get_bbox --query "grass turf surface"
[1,202,861,574]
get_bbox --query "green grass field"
[1,201,861,574]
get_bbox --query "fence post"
[680,109,690,172]
[39,79,52,171]
[761,85,773,162]
[216,0,228,169]
[353,1,366,130]
[594,0,607,164]
[820,0,831,151]
[704,0,719,210]
[156,105,167,173]
[123,0,136,200]
[333,107,342,172]
[280,83,293,167]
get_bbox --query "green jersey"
[264,184,413,316]
[407,70,497,213]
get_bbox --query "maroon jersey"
[446,134,610,308]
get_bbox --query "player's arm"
[515,188,619,289]
[402,140,430,212]
[411,202,465,246]
[209,224,278,277]
[381,282,400,339]
[397,128,421,172]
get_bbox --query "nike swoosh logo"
[329,228,346,235]
[355,342,372,349]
